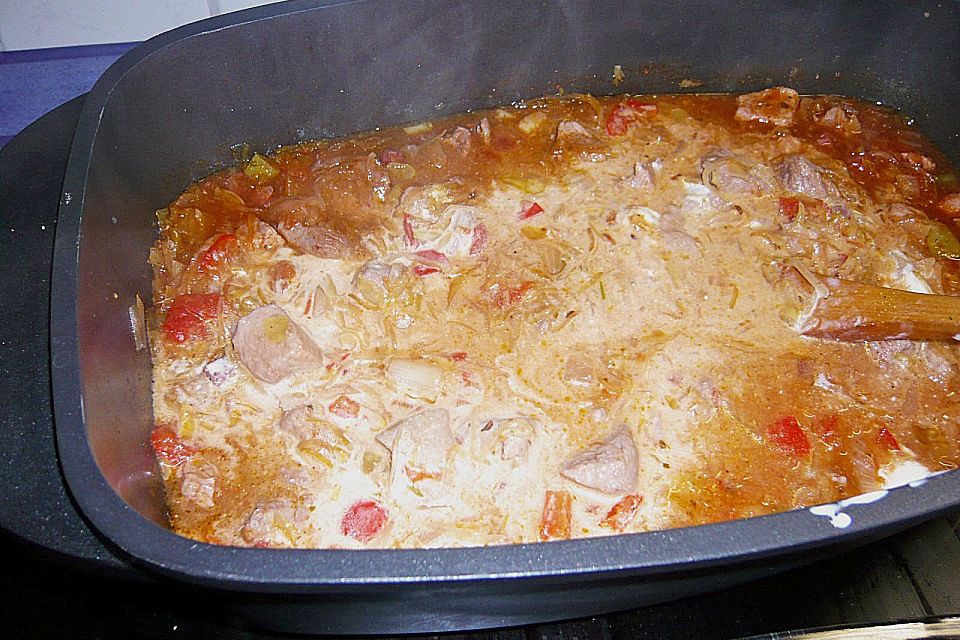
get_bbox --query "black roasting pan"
[48,0,960,633]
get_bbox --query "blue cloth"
[0,43,138,148]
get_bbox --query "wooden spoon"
[797,276,960,341]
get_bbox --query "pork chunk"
[203,357,237,387]
[179,461,217,508]
[478,417,536,466]
[701,153,777,197]
[735,87,800,127]
[556,120,593,143]
[232,305,323,384]
[380,409,452,458]
[561,426,638,494]
[625,161,655,191]
[240,499,299,546]
[777,154,840,201]
[262,196,373,259]
[276,220,361,259]
[386,410,455,502]
[279,404,319,439]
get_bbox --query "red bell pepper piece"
[341,500,388,543]
[539,490,572,541]
[469,223,488,256]
[519,201,544,220]
[877,427,901,451]
[150,425,196,466]
[778,197,800,222]
[162,293,221,344]
[601,494,643,531]
[196,234,238,272]
[328,395,360,419]
[768,415,811,456]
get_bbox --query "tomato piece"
[768,415,811,456]
[450,351,468,362]
[469,223,488,256]
[341,500,388,543]
[519,201,544,220]
[328,395,360,419]
[162,293,222,344]
[150,425,196,466]
[414,249,450,265]
[403,214,416,246]
[413,264,440,276]
[196,234,238,272]
[778,197,800,222]
[601,494,643,531]
[877,427,901,451]
[493,281,533,309]
[539,490,572,541]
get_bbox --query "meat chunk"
[379,409,452,458]
[398,183,459,224]
[735,87,800,127]
[818,106,862,135]
[262,196,372,259]
[240,499,299,546]
[442,126,473,153]
[479,417,536,466]
[624,161,655,191]
[868,340,954,384]
[561,426,638,494]
[268,260,296,293]
[280,404,351,459]
[940,193,960,217]
[179,461,217,508]
[354,258,405,307]
[203,357,237,387]
[251,219,285,252]
[701,154,777,197]
[497,429,531,462]
[232,305,323,384]
[279,405,319,439]
[386,410,455,502]
[276,220,362,259]
[555,120,593,143]
[777,154,840,201]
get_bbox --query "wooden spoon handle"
[799,277,960,341]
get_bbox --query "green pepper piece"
[926,221,960,260]
[244,153,279,182]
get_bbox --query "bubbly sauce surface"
[149,88,960,548]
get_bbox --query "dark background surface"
[3,514,959,638]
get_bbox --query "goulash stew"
[147,88,960,548]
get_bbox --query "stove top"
[1,87,958,640]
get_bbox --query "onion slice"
[387,358,443,401]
